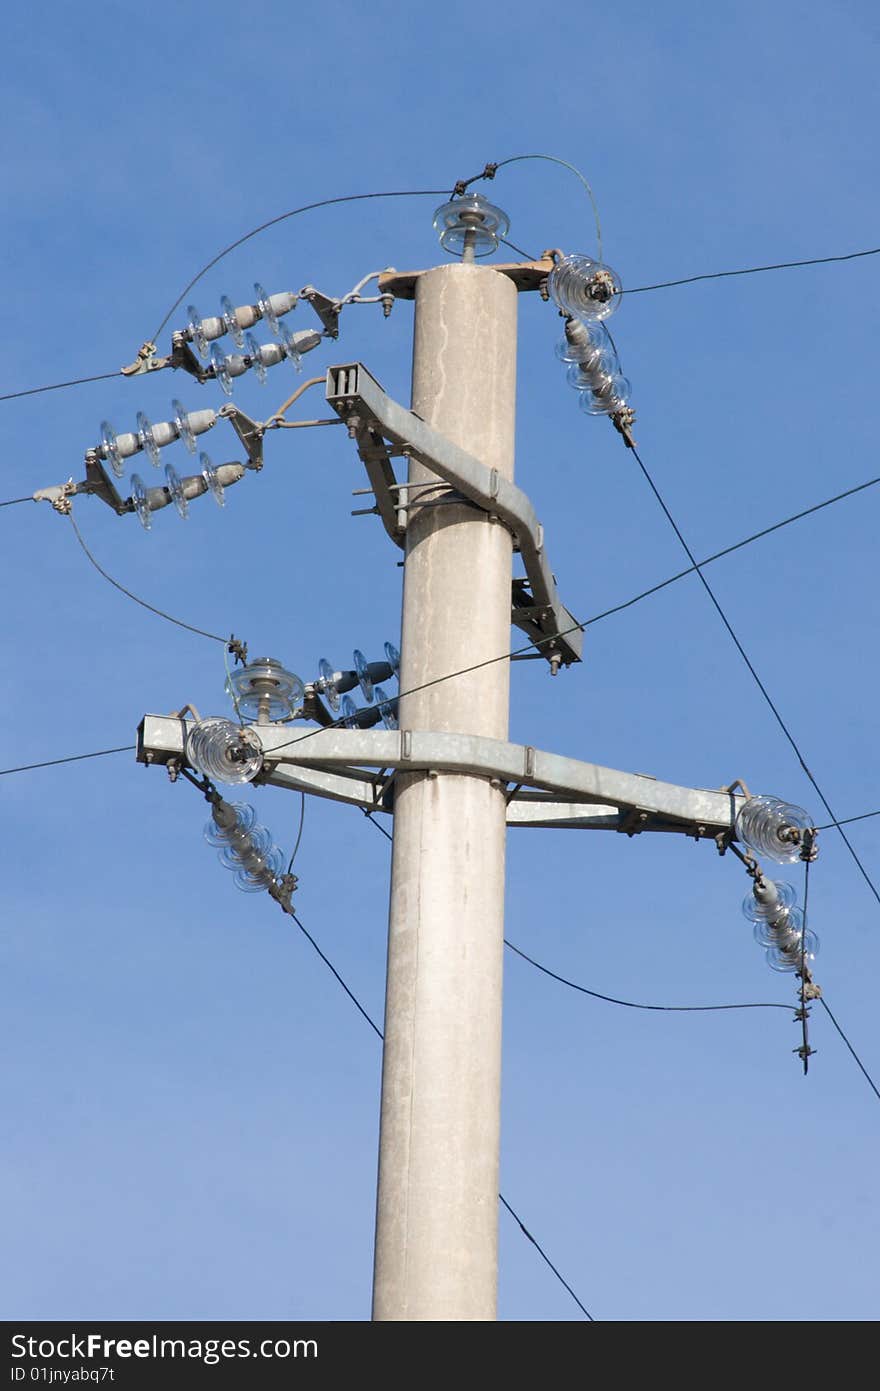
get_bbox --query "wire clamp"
[269,872,298,913]
[34,479,77,515]
[228,635,248,666]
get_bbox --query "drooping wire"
[504,939,794,1014]
[465,154,603,260]
[0,746,134,777]
[68,508,230,646]
[287,793,306,875]
[0,370,120,404]
[627,441,880,913]
[285,899,593,1319]
[362,813,790,1014]
[151,188,451,343]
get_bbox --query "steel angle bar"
[263,762,380,809]
[252,727,745,833]
[137,715,382,809]
[325,362,583,667]
[136,717,744,833]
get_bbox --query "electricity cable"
[364,809,792,1014]
[624,245,880,296]
[0,371,120,404]
[151,188,451,342]
[286,901,594,1319]
[817,997,880,1104]
[628,441,880,912]
[1,239,876,409]
[67,508,230,646]
[0,746,133,777]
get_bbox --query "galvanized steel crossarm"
[137,716,743,836]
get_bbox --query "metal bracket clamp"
[324,362,583,668]
[377,257,556,302]
[33,479,77,515]
[299,286,340,338]
[34,453,133,518]
[219,404,264,470]
[121,334,208,382]
[137,717,746,836]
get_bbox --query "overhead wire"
[284,901,594,1320]
[287,793,306,875]
[67,508,231,646]
[0,746,133,777]
[817,998,880,1104]
[150,188,451,342]
[10,458,880,802]
[627,441,880,913]
[0,495,33,508]
[0,370,120,404]
[0,238,876,411]
[498,1195,594,1321]
[624,244,880,296]
[816,809,880,831]
[363,813,794,1015]
[363,792,878,1108]
[504,939,794,1014]
[465,153,603,260]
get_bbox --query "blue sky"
[2,0,879,1320]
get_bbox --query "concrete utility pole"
[135,214,781,1324]
[371,263,518,1320]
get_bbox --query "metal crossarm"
[137,715,744,838]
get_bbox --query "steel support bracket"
[324,362,583,667]
[377,258,555,301]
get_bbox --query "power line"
[503,939,793,1014]
[3,454,874,779]
[0,746,133,777]
[817,809,880,832]
[286,792,306,875]
[498,1195,594,1321]
[486,153,603,260]
[290,910,383,1041]
[2,241,878,413]
[628,441,880,914]
[818,997,880,1104]
[0,370,120,404]
[286,901,594,1320]
[68,508,230,646]
[151,187,451,342]
[361,784,873,1118]
[586,471,880,625]
[0,495,33,508]
[624,244,880,295]
[364,814,791,1013]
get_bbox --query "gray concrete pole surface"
[372,263,518,1321]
